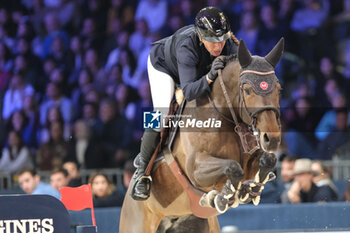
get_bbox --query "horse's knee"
[259,152,277,169]
[225,160,244,182]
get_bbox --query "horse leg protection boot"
[131,129,160,201]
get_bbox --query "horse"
[119,38,284,233]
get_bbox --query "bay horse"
[120,38,284,233]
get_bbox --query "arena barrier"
[69,202,350,233]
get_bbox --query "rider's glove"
[207,58,225,81]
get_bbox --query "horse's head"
[237,38,284,152]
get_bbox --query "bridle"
[238,70,281,136]
[208,68,281,154]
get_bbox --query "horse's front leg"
[248,151,277,205]
[188,151,243,213]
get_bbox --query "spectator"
[41,13,69,58]
[284,97,319,158]
[7,110,37,149]
[89,171,125,207]
[62,161,82,187]
[37,106,70,144]
[332,0,350,42]
[290,0,328,33]
[48,36,69,70]
[119,47,139,88]
[114,83,137,118]
[105,30,130,71]
[50,168,69,191]
[313,57,345,108]
[96,98,132,168]
[66,120,103,169]
[2,72,34,120]
[82,101,99,130]
[256,4,286,56]
[129,19,151,58]
[117,159,136,195]
[83,48,105,85]
[135,0,168,33]
[12,54,38,89]
[22,94,39,133]
[36,121,68,170]
[39,82,73,126]
[0,41,13,73]
[236,11,258,54]
[80,18,104,51]
[17,168,60,199]
[317,108,350,160]
[36,56,58,95]
[315,93,350,141]
[71,68,94,117]
[287,159,338,203]
[279,155,297,203]
[67,35,83,83]
[14,37,40,77]
[0,130,33,174]
[311,161,338,193]
[290,0,329,65]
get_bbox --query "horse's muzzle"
[260,132,280,152]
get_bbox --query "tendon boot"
[131,129,160,201]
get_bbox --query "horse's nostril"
[264,133,270,143]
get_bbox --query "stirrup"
[131,175,152,201]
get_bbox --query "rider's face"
[201,39,226,57]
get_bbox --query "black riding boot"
[131,129,160,201]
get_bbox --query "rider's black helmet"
[195,7,231,42]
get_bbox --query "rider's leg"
[132,56,175,201]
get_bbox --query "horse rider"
[132,6,239,201]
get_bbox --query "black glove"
[207,58,225,81]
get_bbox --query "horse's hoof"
[214,195,229,213]
[239,192,249,202]
[254,171,260,183]
[252,196,261,206]
[231,199,239,208]
[230,193,240,208]
[199,190,219,208]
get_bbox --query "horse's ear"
[265,37,284,68]
[238,39,252,68]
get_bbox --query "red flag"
[60,184,96,226]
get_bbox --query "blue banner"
[0,195,71,233]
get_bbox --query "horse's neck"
[210,62,240,110]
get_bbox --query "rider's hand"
[207,58,225,82]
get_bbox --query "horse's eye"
[244,88,250,95]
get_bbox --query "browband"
[240,70,275,76]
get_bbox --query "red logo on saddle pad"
[260,82,268,90]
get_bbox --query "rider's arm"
[177,44,211,101]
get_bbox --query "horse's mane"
[222,54,237,64]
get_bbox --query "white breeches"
[147,55,175,130]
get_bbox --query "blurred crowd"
[260,156,350,204]
[0,0,350,204]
